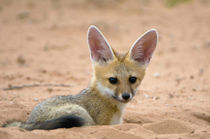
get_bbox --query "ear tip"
[147,28,158,40]
[148,28,158,35]
[88,25,99,32]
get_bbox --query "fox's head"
[88,25,158,103]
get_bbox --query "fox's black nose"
[122,93,130,100]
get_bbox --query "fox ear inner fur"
[87,25,114,64]
[129,29,158,66]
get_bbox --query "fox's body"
[28,88,124,126]
[4,25,158,130]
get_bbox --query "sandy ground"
[0,0,210,138]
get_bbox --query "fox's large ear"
[129,29,158,67]
[88,25,114,64]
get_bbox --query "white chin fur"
[97,82,115,97]
[97,82,133,103]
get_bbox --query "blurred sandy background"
[0,0,210,138]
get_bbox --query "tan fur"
[4,26,157,130]
[26,88,121,125]
[92,51,145,97]
[15,50,146,128]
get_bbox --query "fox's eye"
[108,77,118,84]
[129,76,137,84]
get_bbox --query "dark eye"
[108,77,118,84]
[129,76,137,84]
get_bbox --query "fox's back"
[27,89,90,124]
[27,88,121,125]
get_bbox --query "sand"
[0,0,210,138]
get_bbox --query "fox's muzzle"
[122,93,131,100]
[112,92,133,103]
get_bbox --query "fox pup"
[4,25,158,130]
